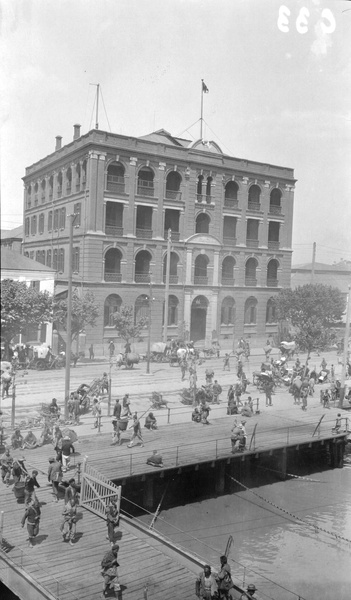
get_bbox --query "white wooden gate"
[80,457,121,519]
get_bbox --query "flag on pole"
[202,80,209,93]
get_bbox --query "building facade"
[22,126,295,355]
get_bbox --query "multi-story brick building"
[22,125,295,354]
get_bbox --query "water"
[141,461,351,600]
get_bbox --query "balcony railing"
[57,187,62,198]
[221,277,235,286]
[268,241,280,250]
[269,205,282,215]
[107,175,125,193]
[104,272,122,283]
[105,225,123,237]
[163,275,179,284]
[165,190,182,201]
[224,198,239,209]
[267,278,278,287]
[246,238,259,248]
[136,228,152,239]
[196,194,212,204]
[137,180,154,197]
[245,277,257,286]
[194,276,208,285]
[223,237,237,246]
[41,193,46,203]
[247,201,261,211]
[34,195,38,206]
[66,184,71,195]
[164,230,180,241]
[76,183,81,192]
[135,273,150,283]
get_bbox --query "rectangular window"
[29,251,34,260]
[46,249,52,267]
[72,247,80,273]
[25,217,30,236]
[53,209,59,230]
[58,248,65,272]
[53,249,58,271]
[31,215,37,235]
[30,280,40,291]
[36,251,45,264]
[48,211,53,231]
[39,213,45,234]
[59,207,66,229]
[74,203,81,226]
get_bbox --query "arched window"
[81,160,87,188]
[270,188,282,214]
[221,297,235,325]
[225,181,238,204]
[197,174,204,198]
[39,213,45,234]
[194,254,209,284]
[163,252,179,283]
[206,176,212,203]
[137,167,154,197]
[221,256,235,285]
[195,213,210,234]
[66,167,72,194]
[40,180,46,203]
[248,184,261,207]
[48,176,53,199]
[166,171,182,200]
[267,259,279,286]
[244,297,257,324]
[163,295,179,326]
[245,258,258,286]
[135,294,149,323]
[104,248,122,282]
[266,298,277,323]
[107,162,125,192]
[104,294,122,327]
[57,172,63,197]
[135,250,151,283]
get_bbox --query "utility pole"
[339,284,351,408]
[163,229,172,343]
[64,213,77,419]
[311,242,316,284]
[146,279,153,374]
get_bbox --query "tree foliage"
[1,279,53,348]
[53,289,100,342]
[274,284,345,353]
[113,305,148,343]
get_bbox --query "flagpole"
[200,79,204,140]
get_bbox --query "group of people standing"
[196,555,257,599]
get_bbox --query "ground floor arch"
[190,295,209,342]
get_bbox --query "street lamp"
[146,278,153,374]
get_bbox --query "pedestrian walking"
[61,436,75,472]
[216,555,235,599]
[264,381,274,406]
[106,500,120,545]
[1,369,12,398]
[60,501,77,546]
[212,380,222,404]
[223,354,230,371]
[24,470,40,504]
[21,498,41,548]
[195,564,218,599]
[64,478,79,507]
[113,398,121,419]
[127,414,144,447]
[100,544,121,598]
[180,358,187,381]
[101,372,109,394]
[301,387,308,411]
[48,456,62,502]
[121,394,132,418]
[108,340,115,357]
[89,344,94,360]
[92,396,102,429]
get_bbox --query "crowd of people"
[196,556,257,599]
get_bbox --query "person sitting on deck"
[11,429,24,449]
[49,397,60,416]
[146,449,164,467]
[241,402,253,418]
[22,430,38,449]
[200,400,211,425]
[192,407,201,422]
[144,412,158,430]
[196,564,218,600]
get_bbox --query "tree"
[53,289,100,346]
[113,305,148,344]
[1,279,53,357]
[274,284,345,354]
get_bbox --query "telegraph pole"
[163,229,172,343]
[339,284,351,408]
[146,279,153,374]
[64,213,77,418]
[311,242,316,284]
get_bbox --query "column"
[155,162,166,239]
[185,249,193,285]
[215,462,226,495]
[179,210,185,241]
[95,153,106,232]
[86,151,99,231]
[126,157,137,237]
[258,219,265,248]
[213,250,220,286]
[143,478,154,511]
[208,292,218,344]
[184,292,192,333]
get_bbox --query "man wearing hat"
[106,500,119,545]
[240,583,257,599]
[101,543,121,597]
[61,435,75,472]
[48,456,62,502]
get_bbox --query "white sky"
[1,0,350,265]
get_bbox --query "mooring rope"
[227,474,351,546]
[257,464,324,483]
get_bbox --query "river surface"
[140,458,351,600]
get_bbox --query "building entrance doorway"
[190,295,208,342]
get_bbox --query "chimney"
[73,124,81,140]
[55,136,62,151]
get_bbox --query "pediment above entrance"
[185,233,222,247]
